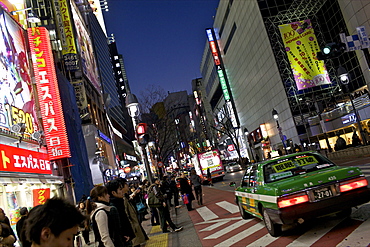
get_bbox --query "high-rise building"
[200,0,370,160]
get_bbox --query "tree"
[212,106,244,165]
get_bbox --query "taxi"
[234,151,370,237]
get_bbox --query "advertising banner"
[28,27,71,160]
[53,0,79,70]
[0,8,40,135]
[70,1,101,92]
[0,143,51,174]
[279,19,331,90]
[33,188,51,206]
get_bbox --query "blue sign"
[98,130,112,144]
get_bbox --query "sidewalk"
[143,204,202,247]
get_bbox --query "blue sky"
[103,0,219,95]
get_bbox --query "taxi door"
[240,165,260,216]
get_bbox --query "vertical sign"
[53,0,79,70]
[279,19,331,90]
[33,188,51,206]
[205,28,239,128]
[28,27,71,160]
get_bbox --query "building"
[200,0,370,160]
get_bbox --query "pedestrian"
[148,178,183,233]
[352,132,362,146]
[16,207,28,247]
[160,176,173,207]
[23,197,85,247]
[169,175,181,208]
[190,169,203,206]
[206,168,213,186]
[178,173,195,211]
[129,183,147,223]
[86,185,124,247]
[108,178,148,247]
[0,208,16,246]
[77,199,91,245]
[335,134,347,151]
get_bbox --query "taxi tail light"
[339,178,368,193]
[278,193,309,208]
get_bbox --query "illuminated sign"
[53,0,79,70]
[217,68,230,101]
[0,8,40,135]
[33,188,51,206]
[98,130,111,144]
[341,113,356,124]
[0,144,51,174]
[28,27,71,160]
[206,28,221,65]
[279,19,331,90]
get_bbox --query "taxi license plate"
[313,186,334,200]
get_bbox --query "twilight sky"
[103,0,219,96]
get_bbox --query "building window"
[224,23,237,54]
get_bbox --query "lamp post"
[244,128,255,162]
[337,66,366,145]
[272,109,287,154]
[125,93,153,184]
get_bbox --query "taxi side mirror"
[229,181,236,187]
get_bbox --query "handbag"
[182,194,189,204]
[136,201,146,213]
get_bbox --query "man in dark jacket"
[106,179,135,246]
[178,173,195,211]
[16,207,28,247]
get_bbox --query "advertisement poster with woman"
[0,7,40,136]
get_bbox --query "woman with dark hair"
[86,185,123,247]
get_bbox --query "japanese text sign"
[279,19,331,90]
[27,27,71,160]
[0,144,52,174]
[33,188,51,206]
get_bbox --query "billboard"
[70,1,101,92]
[279,19,331,90]
[0,144,51,174]
[0,8,40,136]
[28,27,71,160]
[53,0,79,71]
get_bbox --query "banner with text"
[279,19,331,90]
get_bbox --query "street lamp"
[337,66,366,145]
[272,109,287,154]
[244,128,255,162]
[125,93,153,184]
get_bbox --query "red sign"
[27,27,71,160]
[33,188,51,206]
[0,144,51,174]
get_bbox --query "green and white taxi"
[234,151,370,237]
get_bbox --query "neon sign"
[28,27,71,160]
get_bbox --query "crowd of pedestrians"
[9,168,208,247]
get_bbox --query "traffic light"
[136,123,149,145]
[316,42,346,60]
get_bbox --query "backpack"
[147,190,162,208]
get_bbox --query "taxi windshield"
[263,153,336,183]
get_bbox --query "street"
[144,155,370,247]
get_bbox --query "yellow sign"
[279,19,331,90]
[273,160,295,173]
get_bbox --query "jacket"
[190,174,202,187]
[123,195,148,246]
[110,197,136,242]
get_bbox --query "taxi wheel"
[238,200,251,219]
[262,208,282,237]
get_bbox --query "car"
[225,162,242,173]
[233,151,370,237]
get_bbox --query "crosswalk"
[192,200,370,247]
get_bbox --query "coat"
[123,195,148,246]
[109,197,136,242]
[178,177,195,201]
